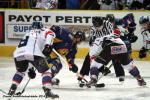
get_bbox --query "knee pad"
[12,71,25,85]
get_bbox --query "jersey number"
[18,36,29,48]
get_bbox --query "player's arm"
[43,29,56,57]
[65,46,78,73]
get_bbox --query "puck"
[95,83,105,88]
[79,83,85,87]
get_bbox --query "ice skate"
[43,86,59,98]
[119,76,125,83]
[77,77,86,87]
[137,77,146,86]
[8,84,17,96]
[101,67,111,76]
[86,75,98,88]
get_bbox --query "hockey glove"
[42,44,52,57]
[128,33,138,43]
[69,64,78,73]
[139,47,148,58]
[28,67,36,79]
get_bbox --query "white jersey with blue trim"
[141,28,150,49]
[13,28,55,61]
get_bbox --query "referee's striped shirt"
[90,20,114,42]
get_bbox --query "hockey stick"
[97,63,113,82]
[52,49,88,82]
[0,89,8,95]
[80,63,113,88]
[15,78,31,96]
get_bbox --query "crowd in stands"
[0,0,149,10]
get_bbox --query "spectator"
[130,0,143,10]
[66,0,80,9]
[58,0,66,9]
[143,0,150,10]
[35,0,58,9]
[98,0,116,10]
[80,0,100,10]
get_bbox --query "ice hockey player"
[115,13,138,43]
[138,16,150,58]
[78,16,114,85]
[86,17,146,87]
[46,25,86,85]
[8,22,59,98]
[105,14,126,82]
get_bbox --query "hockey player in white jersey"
[86,17,146,87]
[8,22,59,98]
[139,16,150,58]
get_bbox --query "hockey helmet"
[92,17,103,27]
[74,31,86,41]
[123,13,135,22]
[31,22,43,29]
[139,16,149,24]
[106,14,115,23]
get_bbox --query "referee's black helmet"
[92,17,103,27]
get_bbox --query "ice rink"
[0,57,150,100]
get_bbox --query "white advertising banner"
[5,10,150,39]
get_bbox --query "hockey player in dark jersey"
[46,25,86,86]
[138,16,150,58]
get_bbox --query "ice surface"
[0,57,150,100]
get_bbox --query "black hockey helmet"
[92,16,103,27]
[106,14,115,23]
[31,21,43,29]
[139,16,149,24]
[74,31,86,41]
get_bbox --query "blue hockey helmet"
[139,16,149,24]
[123,13,135,22]
[31,22,43,29]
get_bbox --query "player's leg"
[49,58,62,85]
[78,53,90,83]
[112,59,125,82]
[120,53,146,86]
[87,47,111,87]
[79,53,90,76]
[8,58,28,96]
[32,56,59,98]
